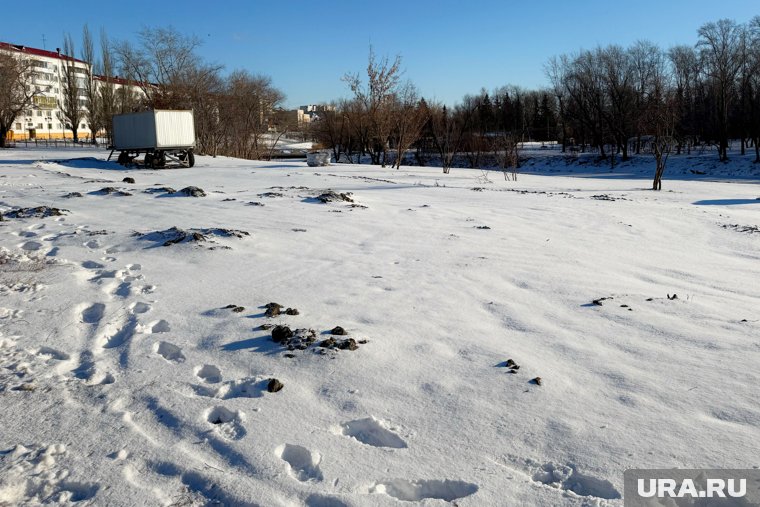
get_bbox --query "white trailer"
[110,110,196,168]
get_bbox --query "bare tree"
[59,34,84,142]
[343,47,402,166]
[644,67,678,190]
[189,68,224,156]
[220,70,284,159]
[697,19,742,161]
[98,29,117,143]
[392,83,428,168]
[747,16,760,162]
[668,45,700,153]
[310,101,351,163]
[428,102,471,174]
[81,25,102,143]
[545,55,570,152]
[115,26,204,108]
[0,50,37,147]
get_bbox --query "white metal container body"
[154,110,195,149]
[112,110,195,150]
[113,111,157,150]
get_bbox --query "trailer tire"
[187,151,195,168]
[117,152,128,165]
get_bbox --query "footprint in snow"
[137,319,170,334]
[129,302,151,314]
[100,320,137,349]
[81,303,105,324]
[195,364,222,384]
[34,347,70,361]
[19,240,43,251]
[154,341,185,362]
[82,260,105,270]
[370,479,478,502]
[276,444,324,482]
[206,406,246,440]
[337,417,407,448]
[531,462,621,499]
[140,285,157,294]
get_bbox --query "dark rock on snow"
[178,186,206,197]
[267,378,284,393]
[265,302,283,317]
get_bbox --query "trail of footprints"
[8,227,479,504]
[73,256,166,385]
[146,344,477,502]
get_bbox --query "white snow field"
[0,146,758,506]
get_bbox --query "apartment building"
[1,42,143,141]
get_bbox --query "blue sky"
[3,0,758,107]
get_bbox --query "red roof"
[0,41,87,64]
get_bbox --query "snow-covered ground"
[0,147,758,506]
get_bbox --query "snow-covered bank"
[1,147,758,506]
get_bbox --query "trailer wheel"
[145,153,154,168]
[187,151,195,168]
[117,152,128,165]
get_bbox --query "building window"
[37,110,43,117]
[47,124,53,129]
[81,123,87,129]
[15,123,21,130]
[37,123,43,129]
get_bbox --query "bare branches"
[59,33,84,142]
[0,51,37,146]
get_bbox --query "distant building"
[298,104,334,122]
[0,42,145,141]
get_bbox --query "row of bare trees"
[548,17,760,165]
[310,53,556,175]
[310,16,760,189]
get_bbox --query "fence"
[5,138,110,149]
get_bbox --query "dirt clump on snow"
[2,206,68,219]
[144,187,176,194]
[178,186,206,197]
[271,325,316,350]
[136,226,249,247]
[317,190,353,203]
[265,303,283,317]
[94,187,132,196]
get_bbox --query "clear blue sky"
[2,0,758,108]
